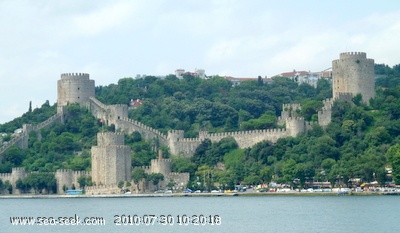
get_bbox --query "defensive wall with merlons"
[0,52,376,194]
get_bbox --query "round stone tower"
[332,52,375,104]
[57,73,95,113]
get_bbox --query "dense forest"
[1,63,400,191]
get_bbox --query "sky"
[1,0,400,124]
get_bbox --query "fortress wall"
[169,139,202,158]
[139,166,151,174]
[115,118,168,145]
[55,169,74,193]
[166,172,190,189]
[87,97,109,124]
[55,169,91,194]
[0,173,12,180]
[0,112,64,162]
[169,127,296,156]
[85,184,121,195]
[206,128,289,148]
[87,98,128,126]
[31,113,63,132]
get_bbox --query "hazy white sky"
[1,0,400,124]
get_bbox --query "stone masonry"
[0,52,377,193]
[332,52,375,104]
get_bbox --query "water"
[1,195,399,233]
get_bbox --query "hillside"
[1,63,400,191]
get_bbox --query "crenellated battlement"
[151,159,172,163]
[97,132,125,136]
[56,169,71,173]
[177,138,202,142]
[286,117,304,121]
[92,145,130,149]
[73,170,90,176]
[0,173,12,180]
[282,103,301,111]
[61,73,90,79]
[12,167,26,173]
[337,52,367,60]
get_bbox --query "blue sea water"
[1,195,399,233]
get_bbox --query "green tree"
[23,173,57,194]
[387,145,400,184]
[131,168,147,193]
[148,173,164,190]
[118,181,124,190]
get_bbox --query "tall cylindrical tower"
[332,52,375,104]
[57,73,95,112]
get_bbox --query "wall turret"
[278,103,301,126]
[150,159,172,175]
[286,117,305,137]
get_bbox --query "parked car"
[183,189,193,193]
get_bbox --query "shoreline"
[1,191,398,199]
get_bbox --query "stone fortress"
[0,52,375,194]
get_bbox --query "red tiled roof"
[130,99,142,107]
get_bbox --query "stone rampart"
[166,172,190,189]
[55,169,90,194]
[207,128,289,147]
[115,118,168,145]
[0,112,62,161]
[31,113,63,132]
[85,184,121,195]
[87,97,128,126]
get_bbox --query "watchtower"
[332,52,375,104]
[57,73,95,113]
